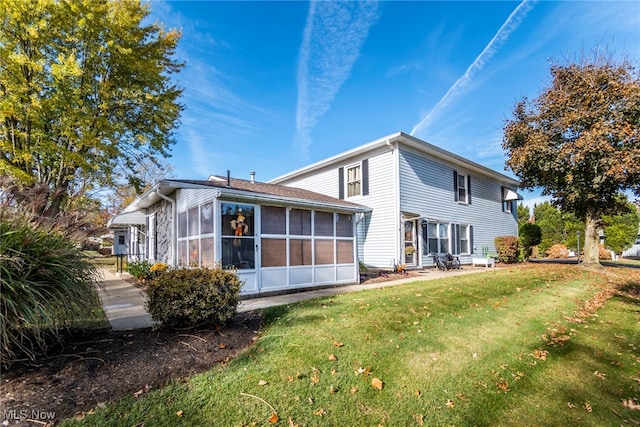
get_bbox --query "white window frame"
[457,224,470,255]
[147,213,156,262]
[424,222,450,254]
[457,172,467,204]
[346,163,361,198]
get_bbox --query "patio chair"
[431,253,461,271]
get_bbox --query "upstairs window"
[454,171,471,204]
[339,159,369,199]
[347,164,361,197]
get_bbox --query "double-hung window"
[425,222,450,254]
[347,164,361,197]
[454,171,471,204]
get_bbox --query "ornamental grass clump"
[146,267,242,328]
[0,215,103,367]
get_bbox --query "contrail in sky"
[295,1,379,158]
[411,0,537,138]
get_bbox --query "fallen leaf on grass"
[133,384,150,398]
[446,399,454,408]
[593,371,606,379]
[328,353,338,361]
[371,378,384,390]
[622,399,640,410]
[288,417,299,427]
[416,414,424,425]
[350,386,358,394]
[584,403,592,413]
[287,375,294,382]
[333,341,344,347]
[314,408,326,416]
[176,410,184,417]
[532,349,548,361]
[311,375,320,385]
[268,412,279,423]
[496,378,510,393]
[258,380,268,386]
[567,402,576,409]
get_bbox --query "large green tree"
[503,52,640,265]
[0,0,183,216]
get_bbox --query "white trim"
[345,162,362,198]
[270,132,519,187]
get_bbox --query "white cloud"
[295,0,380,158]
[410,0,537,138]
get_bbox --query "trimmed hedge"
[146,268,242,328]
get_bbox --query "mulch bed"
[1,312,262,425]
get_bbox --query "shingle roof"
[167,177,368,211]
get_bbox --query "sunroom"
[110,175,370,297]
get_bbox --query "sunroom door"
[220,203,258,294]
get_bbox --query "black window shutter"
[362,159,369,196]
[511,201,515,214]
[469,225,474,254]
[467,175,472,204]
[338,167,344,199]
[454,224,460,255]
[453,171,458,202]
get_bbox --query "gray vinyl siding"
[277,149,399,269]
[398,146,517,264]
[357,150,398,268]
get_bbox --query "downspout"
[386,139,400,267]
[156,189,177,268]
[354,212,366,279]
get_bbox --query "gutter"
[156,189,177,267]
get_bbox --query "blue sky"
[148,1,640,207]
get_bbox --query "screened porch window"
[177,201,215,267]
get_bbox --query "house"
[108,175,370,296]
[270,132,521,269]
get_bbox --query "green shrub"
[1,215,103,366]
[519,223,542,259]
[494,235,520,263]
[127,260,152,281]
[146,267,242,328]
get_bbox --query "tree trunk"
[582,214,601,265]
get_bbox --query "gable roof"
[122,176,369,214]
[270,131,520,187]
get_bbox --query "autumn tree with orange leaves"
[503,51,640,266]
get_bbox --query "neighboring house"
[621,225,640,258]
[270,131,521,269]
[109,176,369,296]
[108,210,147,259]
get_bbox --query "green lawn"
[62,265,640,426]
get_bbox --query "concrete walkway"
[97,266,493,331]
[97,268,156,331]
